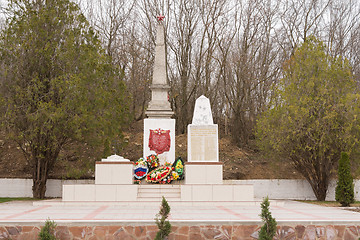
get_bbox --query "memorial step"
[137,185,181,201]
[137,192,181,198]
[138,185,181,189]
[138,187,180,193]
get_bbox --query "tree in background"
[0,0,129,198]
[257,36,360,201]
[335,152,354,207]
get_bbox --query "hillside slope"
[0,120,300,179]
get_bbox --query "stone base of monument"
[62,184,254,204]
[63,184,138,202]
[62,158,254,204]
[185,162,223,184]
[95,162,133,185]
[180,184,253,202]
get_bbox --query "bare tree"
[167,0,200,133]
[77,0,359,148]
[325,0,360,85]
[220,0,281,146]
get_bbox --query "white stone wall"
[1,178,359,200]
[0,179,94,198]
[224,179,360,201]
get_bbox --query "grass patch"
[298,200,360,207]
[0,197,35,203]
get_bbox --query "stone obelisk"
[143,16,175,164]
[145,19,173,118]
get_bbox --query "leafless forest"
[4,0,360,147]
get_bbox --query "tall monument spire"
[145,18,173,119]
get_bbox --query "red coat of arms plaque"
[149,128,171,155]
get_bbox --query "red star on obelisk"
[157,15,165,22]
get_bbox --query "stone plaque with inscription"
[188,125,218,162]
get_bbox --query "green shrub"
[64,164,89,179]
[335,152,354,207]
[258,197,277,240]
[39,219,57,240]
[155,196,172,240]
[103,138,111,158]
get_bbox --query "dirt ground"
[0,120,300,180]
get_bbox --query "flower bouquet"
[133,179,141,184]
[172,157,184,180]
[146,165,172,183]
[146,154,159,170]
[158,170,180,184]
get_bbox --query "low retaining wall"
[1,224,359,240]
[0,179,94,198]
[224,179,360,201]
[0,178,359,200]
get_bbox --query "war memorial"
[0,17,359,240]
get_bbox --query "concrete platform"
[62,183,255,203]
[0,200,359,239]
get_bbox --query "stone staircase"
[137,185,181,201]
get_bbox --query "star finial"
[157,15,165,22]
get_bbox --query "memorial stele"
[143,17,175,165]
[185,95,222,184]
[188,95,219,162]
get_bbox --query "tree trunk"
[303,168,329,201]
[230,110,251,147]
[310,181,328,201]
[32,153,52,199]
[33,178,47,199]
[293,155,332,201]
[32,157,48,199]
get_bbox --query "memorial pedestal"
[95,162,133,185]
[181,184,254,202]
[185,162,223,184]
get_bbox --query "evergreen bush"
[39,219,57,240]
[335,152,354,207]
[258,197,277,240]
[155,196,172,240]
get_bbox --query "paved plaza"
[0,200,359,225]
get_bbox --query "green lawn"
[298,200,360,207]
[0,197,35,203]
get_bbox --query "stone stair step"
[138,192,180,198]
[137,185,181,201]
[136,197,181,201]
[138,185,181,189]
[138,188,180,193]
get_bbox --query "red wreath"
[149,128,171,155]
